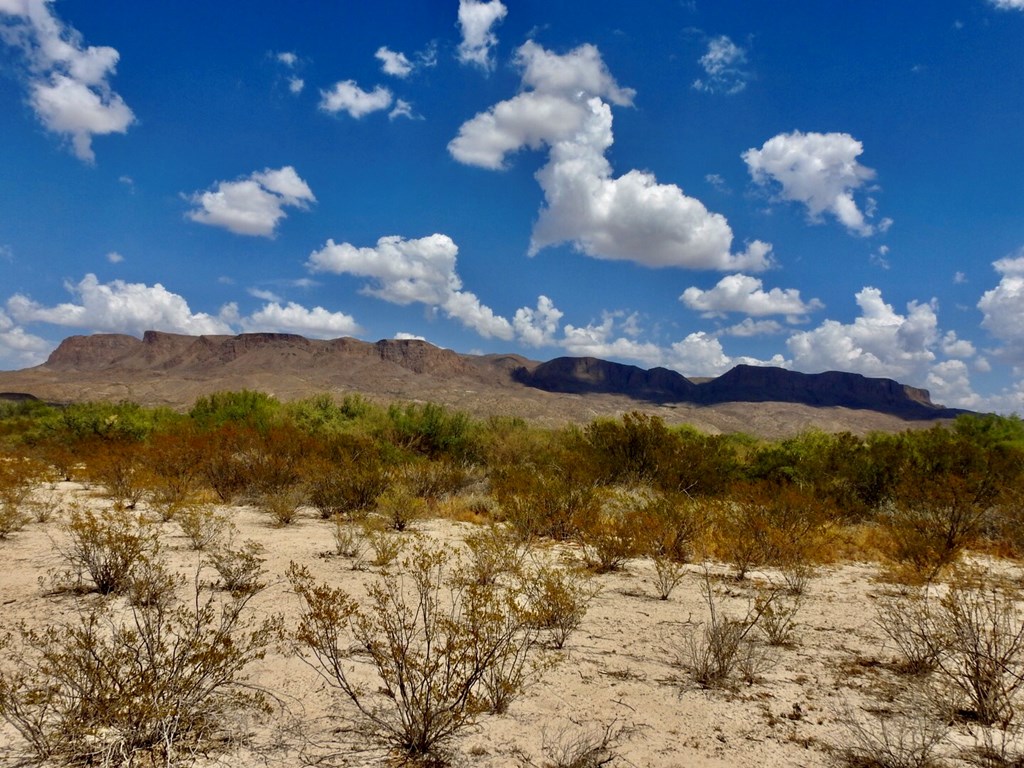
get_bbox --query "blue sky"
[1,1,1022,412]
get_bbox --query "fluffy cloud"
[306,234,515,340]
[186,166,315,237]
[978,253,1024,362]
[0,309,51,369]
[276,51,298,67]
[561,314,664,367]
[680,274,823,319]
[288,77,305,94]
[743,131,886,237]
[450,41,772,271]
[456,0,507,70]
[554,311,782,377]
[786,287,940,380]
[6,274,235,336]
[692,35,749,95]
[319,80,393,118]
[513,296,564,347]
[0,0,134,161]
[240,301,361,339]
[376,46,412,77]
[2,274,362,345]
[666,332,738,376]
[925,360,981,409]
[990,0,1024,8]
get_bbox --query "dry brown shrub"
[58,504,159,595]
[525,561,598,650]
[682,566,780,689]
[177,502,233,551]
[82,440,151,510]
[0,455,44,538]
[711,483,832,580]
[289,542,543,761]
[0,568,279,766]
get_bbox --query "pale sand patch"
[1,484,1020,767]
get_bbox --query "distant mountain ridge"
[0,331,971,429]
[515,356,956,419]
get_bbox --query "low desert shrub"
[875,589,942,675]
[206,538,267,598]
[397,458,470,502]
[499,472,600,543]
[177,502,234,551]
[0,575,279,766]
[537,720,628,768]
[757,591,802,647]
[574,489,643,574]
[289,543,541,760]
[833,693,948,768]
[878,487,989,584]
[365,527,407,568]
[712,484,831,580]
[683,567,778,688]
[932,575,1024,727]
[302,451,388,520]
[376,484,427,532]
[464,523,528,587]
[256,486,304,527]
[332,515,367,563]
[525,562,598,650]
[59,504,158,594]
[83,440,150,510]
[0,455,47,538]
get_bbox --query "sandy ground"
[1,483,1020,767]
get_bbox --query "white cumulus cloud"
[561,314,664,367]
[240,301,361,339]
[457,0,507,70]
[692,35,749,95]
[186,166,315,237]
[0,309,51,369]
[376,46,413,77]
[786,287,940,381]
[978,253,1024,362]
[307,234,515,340]
[513,296,564,347]
[0,0,135,161]
[743,130,884,237]
[450,41,772,272]
[6,274,235,336]
[680,274,823,319]
[990,0,1024,9]
[319,80,393,118]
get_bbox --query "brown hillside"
[0,331,968,439]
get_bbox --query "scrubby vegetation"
[2,392,1024,765]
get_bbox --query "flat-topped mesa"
[695,364,941,413]
[44,333,140,371]
[42,331,476,378]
